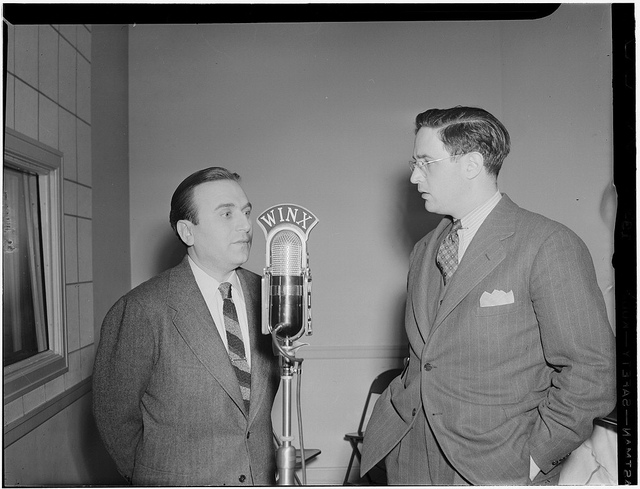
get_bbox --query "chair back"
[357,368,403,436]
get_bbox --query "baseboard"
[299,465,354,485]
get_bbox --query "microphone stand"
[272,328,306,486]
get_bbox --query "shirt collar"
[458,190,502,231]
[187,256,243,300]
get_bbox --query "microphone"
[258,204,319,341]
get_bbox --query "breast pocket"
[475,300,522,317]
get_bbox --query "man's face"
[410,127,467,217]
[183,179,253,279]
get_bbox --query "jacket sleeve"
[527,226,616,474]
[360,375,412,476]
[92,296,157,482]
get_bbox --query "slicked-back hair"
[415,106,510,176]
[169,167,241,236]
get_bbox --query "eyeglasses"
[408,155,460,173]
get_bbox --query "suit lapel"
[238,269,269,423]
[168,257,246,413]
[409,219,450,342]
[432,195,517,333]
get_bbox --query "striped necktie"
[436,220,463,285]
[219,282,251,413]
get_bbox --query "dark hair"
[169,167,241,234]
[415,106,510,176]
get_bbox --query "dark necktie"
[436,220,463,285]
[219,282,251,413]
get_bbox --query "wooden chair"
[343,368,403,485]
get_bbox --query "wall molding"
[297,344,407,360]
[3,378,92,448]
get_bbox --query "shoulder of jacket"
[511,204,585,249]
[113,264,176,310]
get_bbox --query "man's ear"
[465,151,485,179]
[176,220,195,246]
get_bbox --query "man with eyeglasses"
[360,106,615,485]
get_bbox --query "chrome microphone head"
[269,230,305,340]
[271,231,303,276]
[258,204,318,342]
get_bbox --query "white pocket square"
[480,289,514,307]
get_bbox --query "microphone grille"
[271,230,303,275]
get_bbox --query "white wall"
[500,6,615,327]
[128,5,613,483]
[92,25,131,338]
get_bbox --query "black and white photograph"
[2,3,634,486]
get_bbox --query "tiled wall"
[4,24,93,424]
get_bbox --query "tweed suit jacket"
[93,256,280,486]
[361,195,616,484]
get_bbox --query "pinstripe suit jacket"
[361,195,616,484]
[93,256,280,486]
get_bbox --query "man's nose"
[410,167,424,184]
[238,215,252,232]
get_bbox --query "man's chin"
[423,198,442,214]
[234,249,251,267]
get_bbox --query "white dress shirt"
[188,256,252,367]
[457,190,503,261]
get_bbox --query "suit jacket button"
[412,408,417,417]
[424,363,433,371]
[239,475,246,482]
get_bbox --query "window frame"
[3,128,67,404]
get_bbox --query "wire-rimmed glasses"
[408,155,459,173]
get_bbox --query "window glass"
[3,129,66,405]
[3,167,50,366]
